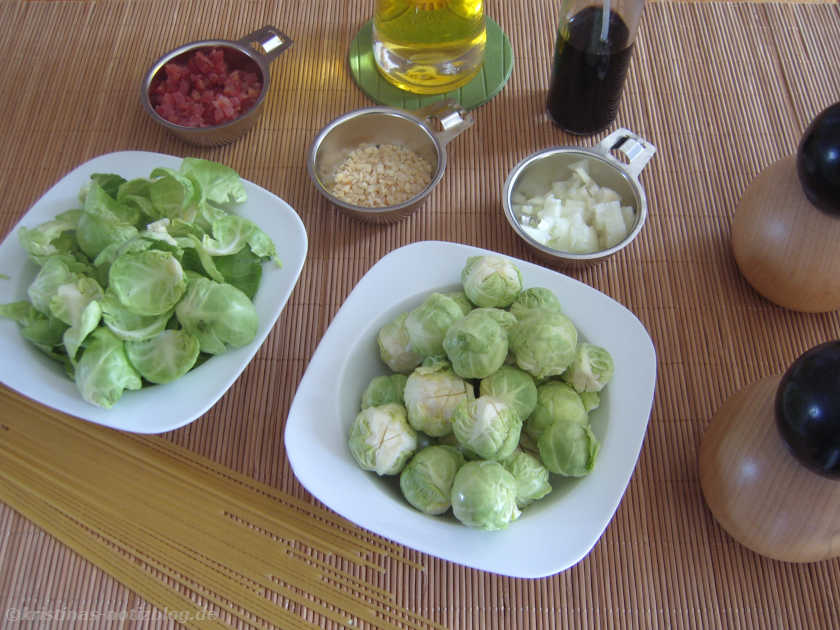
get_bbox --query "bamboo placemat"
[1,1,839,628]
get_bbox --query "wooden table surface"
[1,1,839,628]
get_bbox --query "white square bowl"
[285,241,655,578]
[0,151,307,434]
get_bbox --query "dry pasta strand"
[0,387,445,630]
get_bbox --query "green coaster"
[348,17,513,111]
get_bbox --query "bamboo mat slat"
[1,1,840,629]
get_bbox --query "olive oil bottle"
[372,0,486,95]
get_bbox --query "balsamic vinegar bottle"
[547,0,646,135]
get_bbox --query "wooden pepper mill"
[699,342,840,562]
[731,102,840,312]
[700,104,840,562]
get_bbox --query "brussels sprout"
[0,301,43,327]
[213,247,264,299]
[27,256,80,315]
[479,365,538,422]
[525,381,588,441]
[48,276,104,359]
[175,277,258,355]
[0,158,280,410]
[400,445,465,515]
[148,167,200,222]
[174,233,225,283]
[443,291,474,315]
[502,448,552,507]
[562,342,615,393]
[76,185,140,259]
[141,218,180,248]
[116,178,154,219]
[361,374,408,409]
[109,250,186,316]
[580,391,600,412]
[180,157,248,206]
[509,287,563,320]
[125,329,201,384]
[404,292,465,358]
[450,460,521,530]
[48,276,103,327]
[442,309,508,380]
[196,203,229,231]
[245,225,281,266]
[509,308,578,380]
[537,418,600,477]
[100,292,172,342]
[452,396,522,461]
[377,312,422,374]
[76,212,137,260]
[403,360,475,437]
[348,403,418,475]
[200,215,256,257]
[84,178,141,225]
[0,301,68,353]
[92,234,153,271]
[75,328,142,408]
[89,173,127,199]
[17,209,82,260]
[460,255,523,308]
[198,213,280,267]
[472,307,518,332]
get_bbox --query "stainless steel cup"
[503,128,656,266]
[141,26,293,146]
[308,100,474,223]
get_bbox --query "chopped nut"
[329,143,433,208]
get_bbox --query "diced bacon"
[190,50,216,75]
[149,47,262,127]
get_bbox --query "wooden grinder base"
[731,156,840,313]
[699,375,840,563]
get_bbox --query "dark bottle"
[547,1,644,135]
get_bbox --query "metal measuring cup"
[503,128,657,266]
[307,100,474,223]
[141,26,293,146]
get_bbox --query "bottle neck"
[558,0,646,45]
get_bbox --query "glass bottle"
[372,0,486,95]
[546,0,645,135]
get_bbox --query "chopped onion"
[511,160,636,254]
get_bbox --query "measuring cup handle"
[238,26,293,62]
[596,128,657,179]
[415,99,475,146]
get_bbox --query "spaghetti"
[0,387,443,630]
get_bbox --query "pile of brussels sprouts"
[348,255,614,531]
[0,158,279,408]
